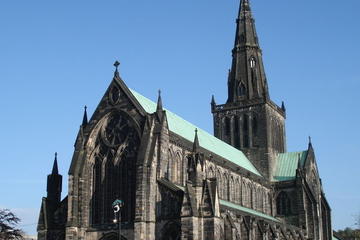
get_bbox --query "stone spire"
[51,152,59,175]
[227,0,269,103]
[82,106,88,126]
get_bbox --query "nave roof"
[130,89,262,177]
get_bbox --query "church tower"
[212,0,286,178]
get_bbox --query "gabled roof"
[220,200,279,222]
[273,151,308,182]
[130,89,261,176]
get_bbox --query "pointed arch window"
[243,114,250,148]
[276,191,291,215]
[223,173,229,200]
[240,219,250,240]
[234,116,241,149]
[225,117,231,136]
[252,115,258,147]
[252,115,258,136]
[92,158,102,224]
[237,82,246,97]
[90,111,140,226]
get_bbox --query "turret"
[46,152,62,204]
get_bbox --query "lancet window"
[276,191,291,216]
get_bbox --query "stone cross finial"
[114,61,120,73]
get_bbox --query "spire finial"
[211,95,216,111]
[308,136,312,146]
[211,95,216,105]
[114,61,120,77]
[239,0,252,18]
[281,101,286,112]
[193,128,200,153]
[52,152,59,175]
[82,105,88,126]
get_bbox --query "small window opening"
[250,57,256,69]
[238,82,246,97]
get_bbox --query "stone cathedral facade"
[37,0,335,239]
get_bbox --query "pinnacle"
[193,129,200,153]
[156,89,163,112]
[82,105,88,126]
[52,152,59,175]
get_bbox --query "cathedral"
[37,0,336,239]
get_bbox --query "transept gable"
[68,70,155,175]
[302,142,323,198]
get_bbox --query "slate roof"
[130,89,261,176]
[220,200,279,222]
[273,151,308,182]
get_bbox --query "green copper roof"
[130,89,261,176]
[220,200,279,222]
[333,235,343,240]
[273,151,308,182]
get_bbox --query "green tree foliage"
[337,227,360,240]
[0,209,24,240]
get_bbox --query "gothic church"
[37,0,335,239]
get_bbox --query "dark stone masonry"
[37,0,333,239]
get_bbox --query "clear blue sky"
[0,0,359,236]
